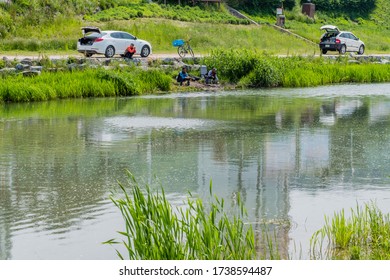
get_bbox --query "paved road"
[2,52,390,61]
[1,53,199,61]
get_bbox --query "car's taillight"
[95,38,103,42]
[335,39,341,44]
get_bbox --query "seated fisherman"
[206,68,218,84]
[177,67,191,86]
[124,43,136,59]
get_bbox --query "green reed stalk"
[310,202,390,260]
[104,171,263,260]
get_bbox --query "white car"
[319,25,365,55]
[77,27,152,58]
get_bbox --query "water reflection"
[2,84,390,259]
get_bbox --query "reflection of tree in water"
[212,136,227,163]
[0,186,12,260]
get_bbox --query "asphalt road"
[1,53,195,61]
[2,52,390,61]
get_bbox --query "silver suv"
[319,25,365,55]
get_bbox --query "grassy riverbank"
[0,65,172,103]
[203,50,390,88]
[2,53,390,103]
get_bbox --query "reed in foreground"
[105,171,262,260]
[310,202,390,260]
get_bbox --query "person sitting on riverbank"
[205,68,218,84]
[177,67,191,86]
[124,43,136,59]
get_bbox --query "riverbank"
[1,51,390,103]
[0,54,227,103]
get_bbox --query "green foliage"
[0,38,77,51]
[227,0,296,14]
[0,8,14,38]
[305,0,377,18]
[98,70,138,95]
[85,3,250,24]
[202,49,258,83]
[239,57,282,87]
[0,66,172,103]
[311,202,390,260]
[1,1,389,54]
[203,50,390,88]
[104,171,260,260]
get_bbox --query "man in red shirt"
[124,43,136,59]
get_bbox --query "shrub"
[304,0,377,18]
[238,57,281,88]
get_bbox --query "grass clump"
[310,202,390,260]
[104,171,259,260]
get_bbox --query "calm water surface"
[2,83,390,259]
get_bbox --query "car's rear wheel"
[357,45,365,55]
[140,45,150,57]
[321,49,327,55]
[339,45,346,54]
[105,46,115,58]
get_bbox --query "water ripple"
[105,116,217,131]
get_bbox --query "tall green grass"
[203,50,390,88]
[310,202,390,260]
[0,66,172,103]
[104,171,262,260]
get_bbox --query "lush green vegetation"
[311,202,390,260]
[0,65,172,103]
[0,3,315,54]
[203,50,390,88]
[1,0,389,54]
[104,171,277,260]
[303,0,377,18]
[2,52,390,103]
[85,3,250,24]
[227,0,296,14]
[106,172,390,260]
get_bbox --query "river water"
[2,83,390,260]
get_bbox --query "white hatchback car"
[77,27,152,58]
[319,25,365,55]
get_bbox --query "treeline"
[302,0,377,16]
[226,0,377,16]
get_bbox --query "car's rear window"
[85,32,106,38]
[322,32,338,39]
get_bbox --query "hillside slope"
[0,0,389,54]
